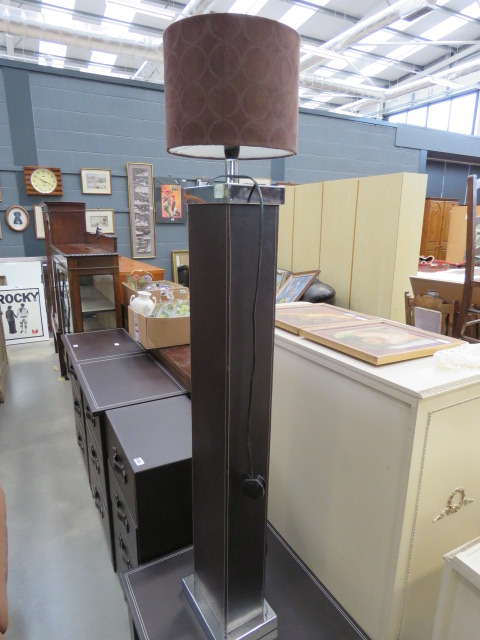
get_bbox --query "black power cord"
[208,176,266,500]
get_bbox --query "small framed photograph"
[85,209,115,234]
[6,205,30,232]
[34,205,45,240]
[276,270,319,304]
[276,269,290,291]
[81,168,112,195]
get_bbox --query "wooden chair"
[454,174,480,340]
[405,292,457,336]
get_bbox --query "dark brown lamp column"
[163,14,300,640]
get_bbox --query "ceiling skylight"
[461,2,480,18]
[421,15,467,40]
[39,41,67,57]
[41,0,75,8]
[355,30,394,52]
[386,44,425,61]
[105,0,175,20]
[90,51,117,66]
[228,0,268,16]
[279,5,316,30]
[361,61,392,76]
[325,58,349,71]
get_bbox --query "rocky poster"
[0,288,45,343]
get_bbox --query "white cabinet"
[269,329,480,640]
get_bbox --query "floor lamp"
[163,14,300,640]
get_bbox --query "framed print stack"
[275,270,318,304]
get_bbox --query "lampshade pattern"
[163,14,300,160]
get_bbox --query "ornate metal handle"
[118,533,131,569]
[92,487,104,518]
[73,399,82,418]
[114,492,129,532]
[112,446,127,483]
[89,443,101,474]
[76,433,85,453]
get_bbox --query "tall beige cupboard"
[277,172,428,321]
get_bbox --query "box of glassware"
[122,278,188,307]
[128,290,190,350]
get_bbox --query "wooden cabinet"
[420,199,458,261]
[269,329,480,640]
[42,201,123,376]
[277,173,428,320]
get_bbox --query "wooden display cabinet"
[42,201,122,376]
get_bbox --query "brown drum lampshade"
[163,13,300,160]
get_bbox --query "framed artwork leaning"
[34,205,45,239]
[300,320,463,366]
[127,162,156,259]
[276,270,319,304]
[276,269,290,291]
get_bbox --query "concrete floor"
[0,340,130,640]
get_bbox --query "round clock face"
[30,168,58,194]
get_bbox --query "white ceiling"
[1,0,480,119]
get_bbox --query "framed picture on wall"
[80,168,112,194]
[127,162,156,259]
[85,209,115,234]
[154,177,193,224]
[6,206,30,232]
[34,205,45,239]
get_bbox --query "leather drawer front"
[106,424,137,522]
[83,399,103,456]
[109,464,138,572]
[74,414,89,476]
[86,422,107,501]
[90,481,115,571]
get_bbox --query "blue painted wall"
[0,61,429,275]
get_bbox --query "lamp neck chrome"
[225,158,239,183]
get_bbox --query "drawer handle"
[89,443,101,474]
[118,533,131,570]
[112,446,127,483]
[76,433,85,453]
[73,399,82,418]
[92,487,104,518]
[85,407,95,425]
[114,492,129,533]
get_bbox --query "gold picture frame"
[85,209,115,234]
[275,303,375,335]
[80,168,112,194]
[300,319,463,366]
[275,270,319,304]
[171,250,189,285]
[127,162,156,259]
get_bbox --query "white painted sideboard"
[269,329,480,640]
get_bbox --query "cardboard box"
[122,280,189,306]
[128,306,190,349]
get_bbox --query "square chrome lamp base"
[183,575,278,640]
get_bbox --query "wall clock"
[24,166,63,196]
[6,205,30,232]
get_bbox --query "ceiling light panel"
[420,16,468,40]
[385,44,425,61]
[355,30,394,52]
[361,61,392,76]
[90,50,117,65]
[42,0,75,8]
[103,4,136,23]
[228,0,268,15]
[39,40,67,57]
[279,5,316,30]
[461,2,480,19]
[105,0,175,20]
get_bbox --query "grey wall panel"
[396,123,480,157]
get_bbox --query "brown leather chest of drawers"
[106,396,193,574]
[62,330,187,573]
